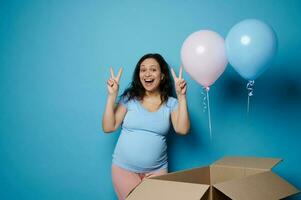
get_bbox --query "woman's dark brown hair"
[120,53,175,104]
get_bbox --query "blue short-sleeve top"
[112,96,178,173]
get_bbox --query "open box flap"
[212,156,282,170]
[150,166,211,185]
[126,179,210,200]
[213,171,299,200]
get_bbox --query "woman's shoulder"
[119,96,139,107]
[166,96,178,103]
[165,96,178,108]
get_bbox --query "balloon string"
[246,80,255,115]
[205,87,212,140]
[201,89,207,112]
[247,95,250,115]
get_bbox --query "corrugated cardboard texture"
[151,166,210,185]
[127,157,299,200]
[214,171,300,200]
[213,157,281,170]
[126,179,209,200]
[210,165,265,184]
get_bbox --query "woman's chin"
[144,86,160,93]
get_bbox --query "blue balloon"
[225,19,278,80]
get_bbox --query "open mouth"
[144,79,155,86]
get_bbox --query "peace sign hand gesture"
[171,67,187,97]
[107,67,123,96]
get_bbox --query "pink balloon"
[181,30,228,88]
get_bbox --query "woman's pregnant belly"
[113,129,167,169]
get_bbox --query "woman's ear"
[161,74,164,80]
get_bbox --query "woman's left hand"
[171,67,187,97]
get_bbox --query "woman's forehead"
[140,58,159,67]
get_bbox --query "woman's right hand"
[107,67,123,96]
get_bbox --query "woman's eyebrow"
[141,64,158,67]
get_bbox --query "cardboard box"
[126,156,299,200]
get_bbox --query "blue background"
[1,0,300,199]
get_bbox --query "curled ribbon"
[201,89,207,112]
[246,80,255,97]
[201,87,210,112]
[246,80,255,114]
[201,86,212,140]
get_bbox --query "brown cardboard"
[126,179,209,200]
[126,156,300,200]
[214,171,299,199]
[212,157,281,170]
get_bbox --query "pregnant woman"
[102,53,190,200]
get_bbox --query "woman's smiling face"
[139,58,163,93]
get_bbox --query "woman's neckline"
[138,99,165,113]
